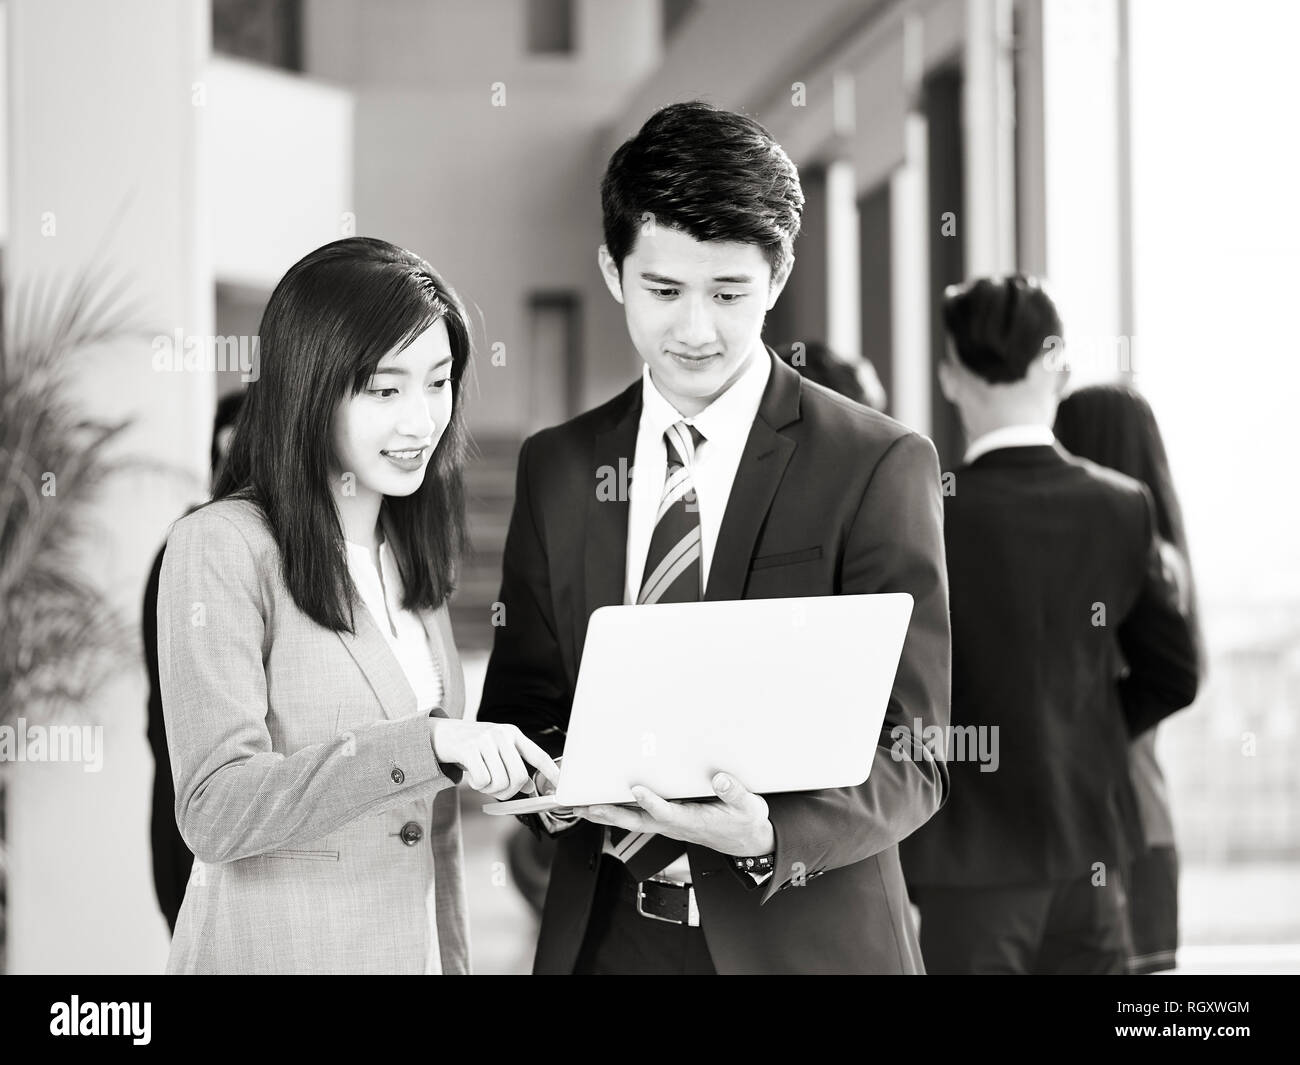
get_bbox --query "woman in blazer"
[158,237,556,974]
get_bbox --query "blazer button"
[390,767,405,785]
[400,822,423,846]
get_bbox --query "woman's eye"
[367,387,399,398]
[429,378,450,391]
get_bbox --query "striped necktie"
[609,420,706,881]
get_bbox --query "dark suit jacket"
[478,351,952,974]
[901,444,1199,889]
[143,541,194,932]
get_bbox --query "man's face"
[599,225,787,416]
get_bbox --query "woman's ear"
[597,246,625,305]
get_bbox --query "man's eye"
[650,288,678,299]
[716,293,744,303]
[367,387,399,398]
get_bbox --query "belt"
[614,867,701,927]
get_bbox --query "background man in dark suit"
[478,101,951,974]
[901,275,1200,974]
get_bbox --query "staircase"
[450,435,523,653]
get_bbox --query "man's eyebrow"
[639,272,756,285]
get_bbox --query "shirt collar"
[343,535,394,575]
[963,424,1057,466]
[639,345,772,456]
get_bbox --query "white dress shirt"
[344,537,444,713]
[618,347,772,883]
[624,346,772,604]
[538,349,776,883]
[962,423,1056,466]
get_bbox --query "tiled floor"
[461,802,1300,974]
[461,803,539,975]
[458,651,1300,975]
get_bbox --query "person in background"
[773,339,887,411]
[1054,383,1205,974]
[902,274,1200,974]
[142,389,245,933]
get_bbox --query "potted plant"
[0,274,137,971]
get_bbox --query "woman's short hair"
[215,237,472,632]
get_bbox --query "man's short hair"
[941,274,1063,384]
[211,389,246,476]
[601,100,804,281]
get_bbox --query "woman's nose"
[396,392,436,439]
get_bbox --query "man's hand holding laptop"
[534,762,776,856]
[578,774,775,855]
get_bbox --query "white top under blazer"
[345,537,445,714]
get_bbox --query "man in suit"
[477,101,951,974]
[900,275,1200,974]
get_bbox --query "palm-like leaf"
[0,271,140,728]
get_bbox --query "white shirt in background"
[962,423,1056,466]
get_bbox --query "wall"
[303,0,663,434]
[208,55,354,289]
[5,0,212,974]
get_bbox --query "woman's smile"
[381,446,428,471]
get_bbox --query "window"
[527,293,582,431]
[527,0,574,55]
[212,0,302,72]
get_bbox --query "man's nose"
[674,295,718,350]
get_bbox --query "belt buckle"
[636,877,700,927]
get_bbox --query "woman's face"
[330,318,455,501]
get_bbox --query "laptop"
[482,592,914,815]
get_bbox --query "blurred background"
[1,0,1296,974]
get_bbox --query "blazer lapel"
[704,351,802,602]
[420,604,465,720]
[582,382,642,637]
[335,603,417,722]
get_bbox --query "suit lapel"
[336,602,465,722]
[420,604,465,720]
[577,352,802,613]
[704,351,802,602]
[582,383,642,634]
[335,603,417,722]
